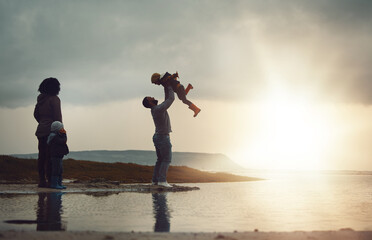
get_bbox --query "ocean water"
[0,173,371,232]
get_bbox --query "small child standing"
[47,121,69,189]
[151,72,201,117]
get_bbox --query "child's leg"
[50,157,63,189]
[185,84,193,95]
[58,158,66,189]
[176,85,193,106]
[188,103,201,117]
[176,84,201,117]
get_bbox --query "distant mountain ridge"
[12,150,244,171]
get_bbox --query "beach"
[2,176,372,234]
[2,180,372,239]
[2,172,372,237]
[1,229,372,240]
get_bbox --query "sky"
[1,0,372,171]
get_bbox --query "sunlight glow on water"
[1,173,371,232]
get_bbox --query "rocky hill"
[13,150,244,172]
[0,155,260,183]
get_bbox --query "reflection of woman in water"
[34,78,63,188]
[37,192,66,231]
[4,192,65,230]
[152,192,171,232]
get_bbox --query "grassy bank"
[0,155,261,183]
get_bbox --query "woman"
[34,78,62,187]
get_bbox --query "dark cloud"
[1,0,372,108]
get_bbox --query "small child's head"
[51,121,65,133]
[151,73,161,85]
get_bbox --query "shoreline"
[1,230,372,240]
[0,182,200,195]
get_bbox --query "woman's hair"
[38,77,60,95]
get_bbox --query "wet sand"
[1,184,371,239]
[1,230,372,240]
[0,182,200,195]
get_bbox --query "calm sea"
[1,172,371,232]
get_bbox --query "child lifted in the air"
[151,72,201,117]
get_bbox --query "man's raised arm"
[157,86,175,111]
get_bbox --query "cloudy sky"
[1,0,372,171]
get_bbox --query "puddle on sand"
[1,191,170,232]
[3,192,67,231]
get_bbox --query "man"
[143,85,175,188]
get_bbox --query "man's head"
[142,96,158,108]
[151,73,161,85]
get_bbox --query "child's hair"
[151,73,161,84]
[51,121,64,132]
[142,97,152,108]
[38,77,60,96]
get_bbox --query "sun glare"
[234,87,332,170]
[228,39,336,171]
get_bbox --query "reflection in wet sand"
[36,192,66,231]
[152,192,170,232]
[4,192,66,231]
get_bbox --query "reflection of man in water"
[152,192,171,232]
[37,192,66,231]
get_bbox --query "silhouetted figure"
[143,86,175,188]
[36,192,66,231]
[151,72,201,117]
[34,78,63,187]
[152,192,170,232]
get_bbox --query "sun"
[233,88,332,170]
